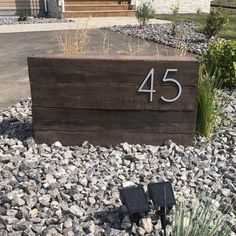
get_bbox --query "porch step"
[64,0,135,18]
[66,1,125,4]
[63,9,135,17]
[65,4,133,11]
[65,0,131,5]
[66,0,129,2]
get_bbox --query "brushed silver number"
[161,69,182,103]
[138,68,182,103]
[137,68,156,102]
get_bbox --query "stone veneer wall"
[135,0,212,14]
[47,0,62,18]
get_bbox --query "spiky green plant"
[195,62,220,138]
[170,199,232,236]
[170,2,180,37]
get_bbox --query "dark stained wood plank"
[29,67,198,86]
[31,84,197,110]
[34,130,194,146]
[32,107,196,123]
[34,121,194,133]
[33,108,195,133]
[28,58,199,87]
[28,55,199,146]
[28,54,199,65]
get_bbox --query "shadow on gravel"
[93,208,123,231]
[0,118,32,141]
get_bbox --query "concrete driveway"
[0,28,185,111]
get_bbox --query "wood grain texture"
[33,107,196,123]
[33,108,195,133]
[28,55,199,146]
[28,55,199,85]
[31,84,197,110]
[34,131,194,146]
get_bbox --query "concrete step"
[63,9,135,17]
[65,4,133,11]
[66,1,128,5]
[65,0,128,2]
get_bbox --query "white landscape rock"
[106,23,208,55]
[122,181,136,188]
[69,205,85,217]
[0,17,72,25]
[46,174,57,185]
[140,217,153,233]
[39,195,51,206]
[0,89,235,235]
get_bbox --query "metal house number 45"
[138,68,182,102]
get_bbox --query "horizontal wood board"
[28,55,199,146]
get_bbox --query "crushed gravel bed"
[0,17,73,25]
[0,89,235,235]
[105,23,209,55]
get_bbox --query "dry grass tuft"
[56,17,90,55]
[174,39,187,57]
[117,38,141,56]
[102,32,110,55]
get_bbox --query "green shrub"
[18,12,28,22]
[204,8,228,39]
[170,199,232,236]
[196,8,203,15]
[136,2,155,28]
[202,39,236,89]
[196,65,219,139]
[170,3,180,37]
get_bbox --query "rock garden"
[106,23,208,55]
[0,90,235,235]
[0,4,236,236]
[0,17,72,25]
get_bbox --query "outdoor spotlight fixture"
[119,185,150,223]
[148,182,176,236]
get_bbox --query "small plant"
[170,199,232,236]
[204,8,229,39]
[170,3,180,37]
[196,8,203,15]
[18,12,28,22]
[174,39,187,57]
[202,39,236,89]
[117,38,141,56]
[136,1,155,28]
[56,18,90,55]
[196,62,220,138]
[102,32,110,55]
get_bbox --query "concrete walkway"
[0,17,170,33]
[0,16,179,111]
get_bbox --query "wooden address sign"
[28,55,199,146]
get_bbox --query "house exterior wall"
[47,0,62,18]
[135,0,212,14]
[0,0,45,16]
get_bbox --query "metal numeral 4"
[138,68,156,102]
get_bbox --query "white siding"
[134,0,212,14]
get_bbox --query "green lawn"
[156,8,236,40]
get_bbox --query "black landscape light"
[120,185,150,223]
[148,182,176,236]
